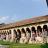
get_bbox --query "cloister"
[0,15,48,44]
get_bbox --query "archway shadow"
[40,43,48,48]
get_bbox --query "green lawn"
[0,40,48,48]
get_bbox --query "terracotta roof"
[0,15,48,30]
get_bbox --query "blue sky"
[0,0,48,23]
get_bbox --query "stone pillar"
[6,32,9,41]
[10,29,14,42]
[30,31,32,38]
[28,27,31,38]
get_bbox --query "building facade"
[0,15,48,44]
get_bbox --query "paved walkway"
[0,45,8,48]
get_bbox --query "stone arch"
[31,27,36,32]
[3,31,6,35]
[5,30,8,34]
[7,31,9,35]
[17,29,21,33]
[2,31,4,34]
[17,29,21,38]
[12,29,17,40]
[9,30,11,34]
[21,28,26,33]
[26,28,31,33]
[43,25,48,36]
[37,26,42,32]
[3,31,4,34]
[43,25,48,31]
[3,30,6,40]
[31,26,36,36]
[13,29,17,34]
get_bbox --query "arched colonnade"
[0,24,48,43]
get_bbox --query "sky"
[0,0,48,24]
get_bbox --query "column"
[10,29,14,42]
[29,27,32,38]
[6,31,9,41]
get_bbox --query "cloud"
[0,15,20,24]
[0,16,10,24]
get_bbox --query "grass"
[0,40,48,48]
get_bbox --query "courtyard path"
[0,45,8,48]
